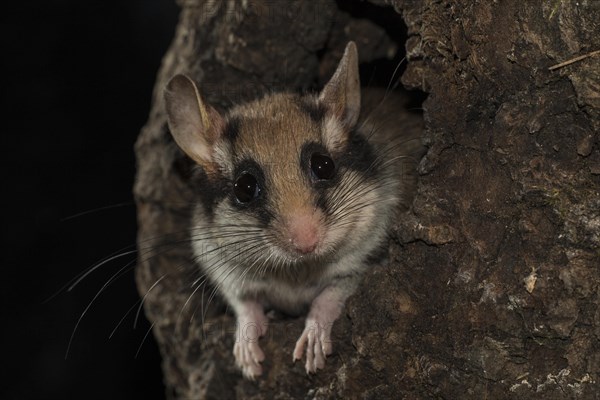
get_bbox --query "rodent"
[163,41,424,378]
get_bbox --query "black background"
[3,1,178,399]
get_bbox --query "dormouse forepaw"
[234,339,264,378]
[293,319,333,374]
[234,311,268,379]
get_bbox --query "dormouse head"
[164,42,381,263]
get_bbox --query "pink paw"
[233,304,268,379]
[293,318,333,374]
[233,332,265,379]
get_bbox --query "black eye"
[310,153,335,180]
[234,173,260,203]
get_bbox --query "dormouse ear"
[319,41,361,129]
[164,74,225,169]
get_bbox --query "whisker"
[177,235,269,331]
[134,321,155,359]
[385,56,406,96]
[134,274,168,330]
[60,201,135,222]
[65,261,133,359]
[198,238,270,318]
[109,299,140,339]
[66,231,212,357]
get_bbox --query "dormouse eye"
[234,173,260,203]
[310,153,335,180]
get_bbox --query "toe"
[314,338,325,370]
[234,340,265,379]
[243,362,262,380]
[250,341,265,363]
[293,332,307,361]
[305,331,315,373]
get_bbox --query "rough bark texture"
[134,0,600,398]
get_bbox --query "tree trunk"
[134,0,600,398]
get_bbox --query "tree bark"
[135,0,600,398]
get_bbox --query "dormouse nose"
[286,209,322,254]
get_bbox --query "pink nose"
[287,214,319,254]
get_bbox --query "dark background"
[3,1,179,398]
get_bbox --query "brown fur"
[231,93,321,222]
